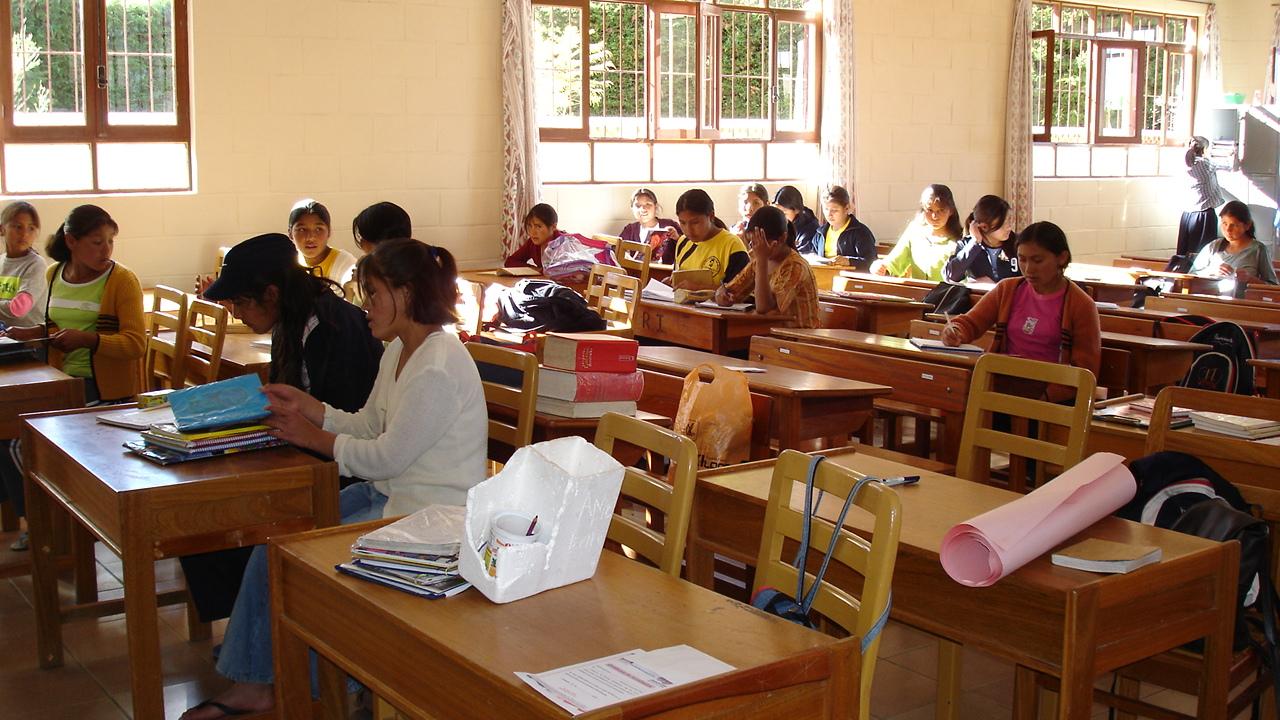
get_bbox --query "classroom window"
[533,0,821,184]
[1031,2,1196,178]
[0,0,191,194]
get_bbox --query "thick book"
[167,373,270,433]
[910,337,985,354]
[353,504,465,556]
[537,367,644,403]
[535,397,637,419]
[1189,411,1280,439]
[123,438,286,465]
[542,333,638,373]
[1050,538,1161,574]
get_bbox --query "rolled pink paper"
[7,291,32,318]
[940,453,1136,587]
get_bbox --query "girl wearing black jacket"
[944,194,1020,284]
[772,185,821,255]
[811,185,877,270]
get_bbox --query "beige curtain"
[1266,6,1280,104]
[501,0,542,258]
[1201,3,1222,102]
[819,0,854,194]
[1005,0,1034,231]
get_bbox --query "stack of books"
[335,505,471,599]
[124,422,285,465]
[1189,411,1280,440]
[536,332,643,419]
[118,374,285,465]
[1092,396,1192,429]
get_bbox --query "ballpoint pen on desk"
[881,476,920,487]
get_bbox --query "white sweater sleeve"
[328,365,460,482]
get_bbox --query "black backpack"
[1179,321,1257,395]
[494,279,606,332]
[922,282,971,315]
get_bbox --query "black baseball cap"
[202,233,298,301]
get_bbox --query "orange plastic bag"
[673,363,752,468]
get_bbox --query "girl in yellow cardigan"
[5,204,144,403]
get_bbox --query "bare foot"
[179,681,274,720]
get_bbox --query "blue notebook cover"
[167,373,271,433]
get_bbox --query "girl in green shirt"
[873,184,963,281]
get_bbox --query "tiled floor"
[0,531,1214,719]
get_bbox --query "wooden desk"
[272,523,859,720]
[1251,358,1280,399]
[636,346,890,451]
[818,291,930,336]
[24,408,340,720]
[834,273,937,301]
[459,268,543,289]
[1097,332,1210,395]
[635,299,791,355]
[755,329,974,462]
[688,448,1235,720]
[0,361,83,549]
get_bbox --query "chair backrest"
[465,342,538,462]
[817,301,860,330]
[955,353,1096,491]
[613,237,653,289]
[753,449,901,720]
[182,297,229,386]
[585,264,640,335]
[593,412,698,577]
[144,285,189,390]
[1097,347,1132,396]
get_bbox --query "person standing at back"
[1176,136,1224,258]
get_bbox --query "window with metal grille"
[1031,2,1196,178]
[534,0,821,184]
[0,0,191,194]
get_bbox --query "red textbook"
[538,367,644,402]
[542,333,638,373]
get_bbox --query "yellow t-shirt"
[300,247,358,286]
[673,229,748,285]
[824,218,851,258]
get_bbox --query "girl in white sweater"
[181,239,487,720]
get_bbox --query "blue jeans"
[215,482,388,683]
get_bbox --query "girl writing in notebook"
[715,206,820,328]
[669,189,749,291]
[289,198,357,287]
[941,221,1101,401]
[872,184,963,280]
[1,206,144,551]
[180,239,487,720]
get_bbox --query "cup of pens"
[483,511,540,578]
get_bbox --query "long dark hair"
[965,195,1012,235]
[921,184,964,240]
[675,189,728,230]
[747,206,797,249]
[1016,221,1072,265]
[352,202,412,246]
[47,205,118,263]
[228,257,342,389]
[356,238,459,326]
[1220,200,1256,239]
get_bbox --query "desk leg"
[27,467,63,669]
[935,640,961,720]
[1012,665,1038,720]
[1197,546,1234,720]
[778,398,801,453]
[72,523,97,605]
[122,534,165,720]
[0,498,14,532]
[1056,589,1098,720]
[685,495,716,589]
[938,412,963,465]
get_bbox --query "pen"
[525,515,539,536]
[881,476,920,487]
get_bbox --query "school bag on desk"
[1177,321,1257,395]
[922,281,971,315]
[493,279,606,333]
[673,363,752,468]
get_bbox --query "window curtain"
[501,0,541,258]
[1201,3,1222,103]
[819,0,854,194]
[1005,0,1034,232]
[1266,6,1280,104]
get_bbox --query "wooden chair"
[593,412,698,577]
[584,263,640,337]
[181,297,228,386]
[144,285,189,390]
[1091,387,1280,720]
[753,448,902,720]
[613,237,653,289]
[954,353,1095,492]
[465,342,538,464]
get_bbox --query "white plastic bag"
[459,436,625,603]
